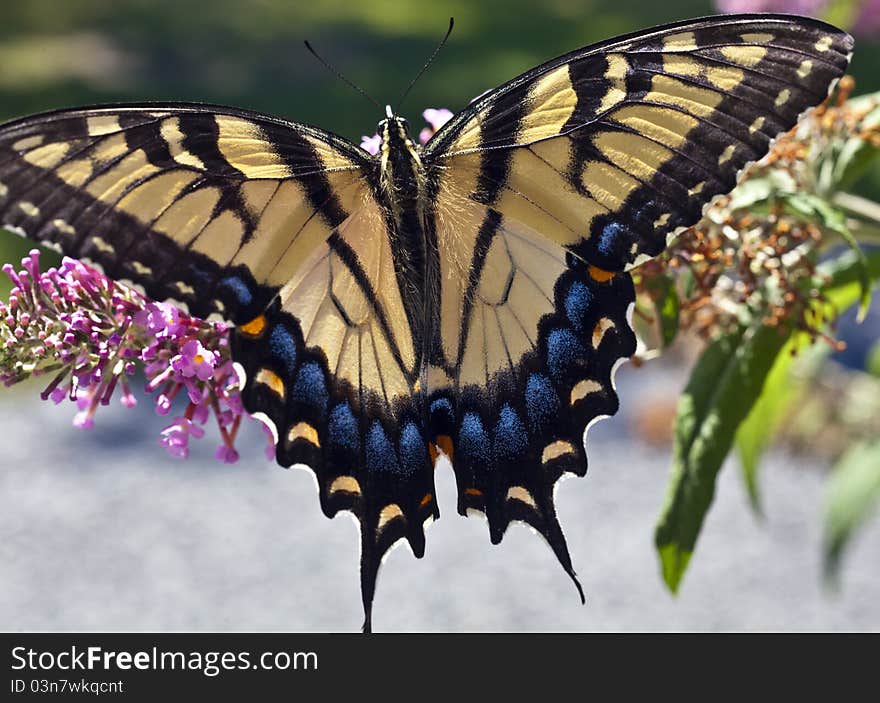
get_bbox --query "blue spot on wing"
[458,412,490,465]
[269,325,297,375]
[399,423,426,475]
[599,222,627,257]
[366,421,402,475]
[430,397,453,419]
[525,373,559,434]
[292,362,328,415]
[429,397,454,432]
[493,405,527,463]
[219,275,253,307]
[546,328,586,383]
[564,281,593,332]
[328,402,359,453]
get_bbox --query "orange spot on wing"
[419,493,433,509]
[429,434,454,466]
[588,265,616,282]
[465,487,483,498]
[436,434,454,460]
[239,314,267,337]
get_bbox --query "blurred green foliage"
[2,1,879,134]
[0,0,714,132]
[2,0,880,256]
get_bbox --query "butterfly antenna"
[304,39,383,111]
[396,17,454,112]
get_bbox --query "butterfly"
[0,14,852,631]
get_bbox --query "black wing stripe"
[636,63,820,122]
[454,208,503,372]
[472,90,528,204]
[119,115,179,171]
[461,160,584,233]
[262,176,365,286]
[326,233,418,382]
[176,113,246,178]
[98,174,201,284]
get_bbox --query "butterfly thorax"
[375,109,434,369]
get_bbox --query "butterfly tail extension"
[232,298,438,631]
[428,261,635,597]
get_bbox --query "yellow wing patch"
[433,179,569,385]
[277,190,418,404]
[518,65,578,143]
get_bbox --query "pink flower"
[171,339,218,381]
[160,416,206,459]
[0,249,250,463]
[214,444,240,463]
[715,0,827,13]
[360,133,382,155]
[422,108,453,132]
[419,108,453,145]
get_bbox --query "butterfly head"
[377,106,414,146]
[376,105,422,183]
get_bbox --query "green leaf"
[655,319,791,593]
[868,341,880,379]
[726,176,775,211]
[658,281,680,348]
[782,192,871,319]
[823,439,880,583]
[642,273,680,348]
[679,267,696,301]
[734,247,880,511]
[734,340,800,515]
[726,170,796,213]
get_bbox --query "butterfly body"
[374,110,437,370]
[0,15,853,630]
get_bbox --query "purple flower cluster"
[0,250,269,462]
[715,0,880,36]
[715,0,828,13]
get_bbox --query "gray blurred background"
[2,362,878,632]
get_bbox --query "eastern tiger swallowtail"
[0,14,853,631]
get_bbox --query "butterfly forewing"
[0,104,368,320]
[425,15,852,270]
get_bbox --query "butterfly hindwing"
[231,192,436,629]
[426,197,636,589]
[426,191,636,587]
